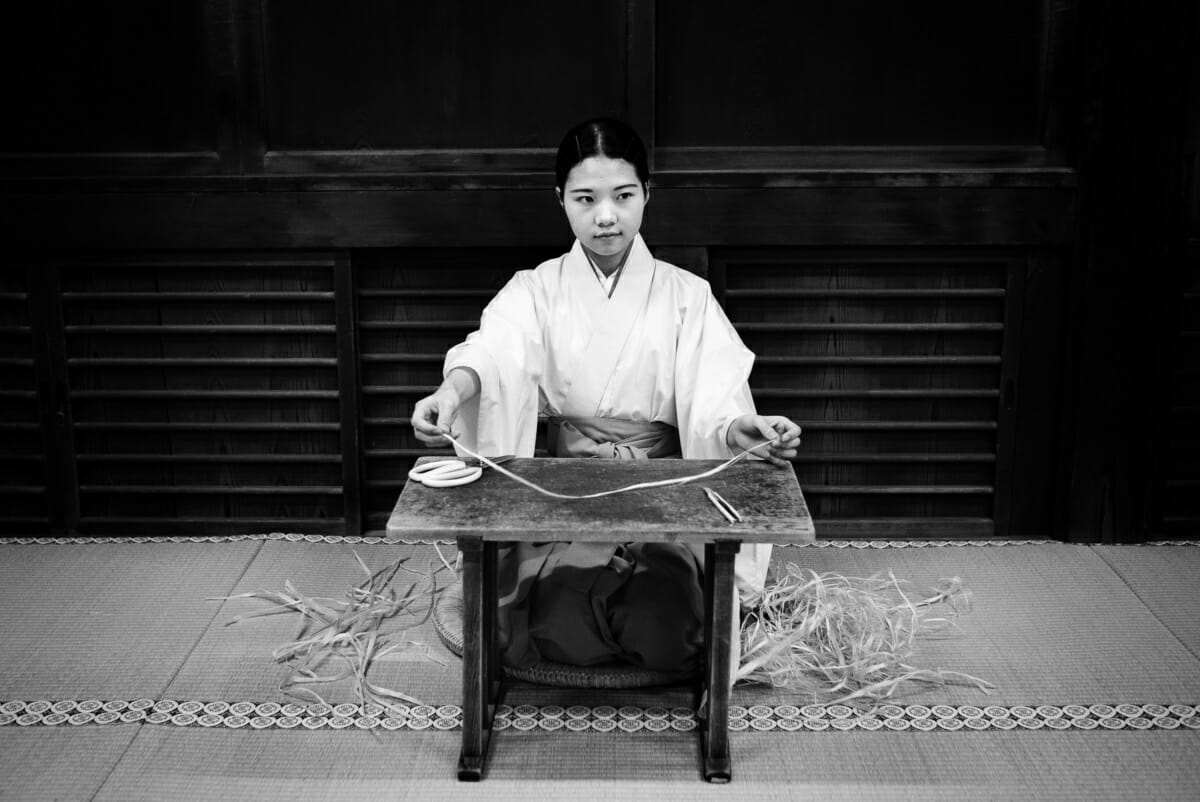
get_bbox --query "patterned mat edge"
[3,698,1198,734]
[5,534,1198,548]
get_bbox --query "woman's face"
[557,156,648,266]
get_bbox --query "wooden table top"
[387,456,814,543]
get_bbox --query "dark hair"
[554,118,650,192]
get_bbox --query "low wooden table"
[387,456,814,782]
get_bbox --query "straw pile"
[214,550,991,713]
[213,548,453,717]
[736,564,995,707]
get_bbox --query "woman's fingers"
[750,415,801,466]
[766,418,802,451]
[768,416,802,441]
[412,394,455,446]
[413,424,447,446]
[411,397,439,433]
[754,417,779,443]
[414,424,449,446]
[766,438,798,459]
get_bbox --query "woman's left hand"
[727,414,802,467]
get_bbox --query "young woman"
[411,118,801,673]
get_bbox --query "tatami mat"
[0,541,262,699]
[85,721,1200,801]
[0,728,139,802]
[2,538,1199,801]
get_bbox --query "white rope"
[439,432,773,500]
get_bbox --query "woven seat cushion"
[433,578,697,688]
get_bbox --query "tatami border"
[3,698,1198,734]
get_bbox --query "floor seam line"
[1086,544,1200,664]
[87,538,266,801]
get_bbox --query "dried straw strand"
[736,564,995,708]
[211,550,450,717]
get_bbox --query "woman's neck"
[584,241,633,276]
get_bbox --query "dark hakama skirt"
[495,416,705,672]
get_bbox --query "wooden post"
[993,254,1027,537]
[27,264,79,533]
[334,256,363,534]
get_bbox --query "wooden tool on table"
[702,486,743,523]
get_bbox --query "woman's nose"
[595,202,616,225]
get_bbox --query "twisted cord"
[439,432,773,500]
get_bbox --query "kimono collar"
[564,234,654,309]
[559,234,657,416]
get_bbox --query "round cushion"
[433,578,696,688]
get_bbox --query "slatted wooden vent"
[357,249,555,531]
[1160,255,1200,534]
[61,255,351,534]
[717,250,1020,538]
[0,271,47,533]
[22,248,1026,538]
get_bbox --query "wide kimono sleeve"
[672,281,757,460]
[443,271,545,459]
[672,277,773,596]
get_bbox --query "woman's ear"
[555,187,564,207]
[643,183,650,205]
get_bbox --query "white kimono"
[443,234,772,596]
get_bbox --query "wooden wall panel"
[1159,8,1200,534]
[0,1,214,154]
[0,270,47,532]
[1058,0,1194,541]
[1006,250,1070,536]
[1158,251,1200,534]
[656,0,1043,147]
[262,0,625,150]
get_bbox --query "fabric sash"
[546,416,681,460]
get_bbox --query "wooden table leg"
[700,540,738,783]
[456,536,502,781]
[483,540,501,704]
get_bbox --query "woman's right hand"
[411,368,480,447]
[411,388,461,447]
